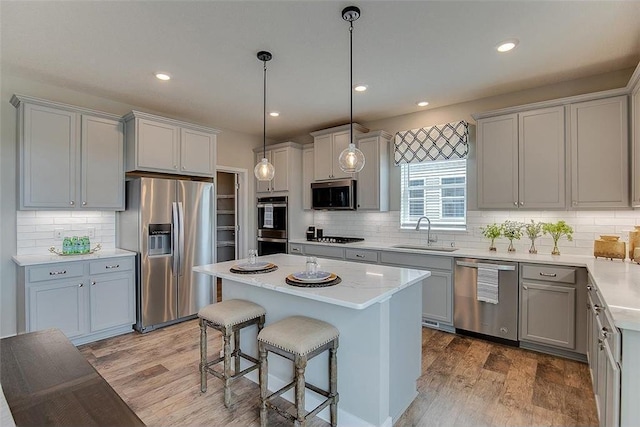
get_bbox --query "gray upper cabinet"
[124,111,219,177]
[570,96,629,208]
[11,95,124,210]
[355,131,391,211]
[631,76,640,207]
[253,142,302,193]
[311,123,368,181]
[477,106,565,209]
[302,146,314,209]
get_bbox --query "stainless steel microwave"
[311,179,357,210]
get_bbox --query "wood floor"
[79,320,598,427]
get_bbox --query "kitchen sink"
[392,245,458,252]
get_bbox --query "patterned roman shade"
[394,120,469,165]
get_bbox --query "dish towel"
[263,204,274,228]
[477,263,499,304]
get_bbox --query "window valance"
[393,120,469,165]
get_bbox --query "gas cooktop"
[309,236,365,244]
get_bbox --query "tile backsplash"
[312,210,640,256]
[16,211,116,255]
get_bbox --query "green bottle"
[62,237,72,255]
[71,236,79,254]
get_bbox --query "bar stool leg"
[259,344,268,427]
[294,355,308,427]
[223,330,232,407]
[199,318,207,393]
[233,330,241,375]
[329,345,338,427]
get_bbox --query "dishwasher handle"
[456,260,516,271]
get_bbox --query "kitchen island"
[193,254,430,427]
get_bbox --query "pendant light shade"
[254,51,275,181]
[338,6,365,174]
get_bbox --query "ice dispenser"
[148,224,172,256]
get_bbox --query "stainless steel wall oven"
[257,196,288,255]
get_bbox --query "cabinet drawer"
[522,265,575,284]
[89,257,134,275]
[345,249,379,263]
[380,251,452,271]
[289,244,304,255]
[28,263,84,283]
[303,245,345,260]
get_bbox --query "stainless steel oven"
[257,196,288,255]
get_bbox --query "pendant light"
[254,51,275,181]
[338,6,366,174]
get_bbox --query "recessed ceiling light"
[496,39,518,53]
[354,84,368,92]
[155,72,171,81]
[417,101,429,107]
[269,111,280,117]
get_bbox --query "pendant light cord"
[263,59,267,159]
[349,20,353,145]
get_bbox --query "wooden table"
[1,329,144,427]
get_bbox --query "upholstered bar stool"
[198,299,266,408]
[257,315,339,427]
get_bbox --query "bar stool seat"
[258,315,339,427]
[198,299,266,408]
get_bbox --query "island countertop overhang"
[193,254,431,310]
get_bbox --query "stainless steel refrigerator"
[117,177,214,332]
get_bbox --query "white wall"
[0,72,262,338]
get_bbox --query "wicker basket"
[629,226,640,259]
[594,235,626,260]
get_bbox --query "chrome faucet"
[415,216,437,246]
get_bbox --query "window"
[400,159,467,229]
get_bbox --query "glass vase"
[489,238,497,251]
[508,239,516,252]
[552,240,561,255]
[529,238,537,254]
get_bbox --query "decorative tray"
[285,272,341,288]
[49,244,102,256]
[230,262,278,274]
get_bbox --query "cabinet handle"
[587,303,591,310]
[593,304,602,314]
[572,201,578,206]
[82,201,87,206]
[519,201,524,207]
[601,327,609,338]
[49,270,67,276]
[78,283,84,287]
[513,201,518,207]
[105,264,120,269]
[598,338,604,351]
[291,248,300,253]
[539,272,557,277]
[523,285,528,290]
[356,254,365,258]
[69,201,75,206]
[587,285,593,291]
[182,166,185,170]
[91,281,96,286]
[174,165,178,169]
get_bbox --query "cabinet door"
[477,114,519,209]
[314,134,334,180]
[422,270,453,325]
[81,116,124,210]
[604,340,620,427]
[357,136,380,210]
[571,96,629,208]
[302,148,314,209]
[29,280,87,339]
[632,83,640,207]
[271,147,289,192]
[180,128,216,176]
[331,130,352,179]
[519,106,566,209]
[520,281,576,349]
[137,118,180,172]
[21,103,78,208]
[90,273,135,332]
[255,151,272,193]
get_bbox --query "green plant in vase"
[542,220,574,255]
[502,220,524,252]
[480,223,502,251]
[525,220,544,254]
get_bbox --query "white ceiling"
[2,1,639,140]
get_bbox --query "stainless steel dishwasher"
[454,258,519,342]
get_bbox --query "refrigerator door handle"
[172,202,179,274]
[178,202,185,277]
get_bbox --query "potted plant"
[542,220,574,255]
[480,223,502,251]
[502,220,524,252]
[524,220,544,254]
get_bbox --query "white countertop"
[290,239,640,331]
[12,248,136,266]
[193,254,430,310]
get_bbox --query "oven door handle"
[455,261,516,271]
[257,203,287,208]
[257,237,288,243]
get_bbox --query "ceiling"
[2,1,640,141]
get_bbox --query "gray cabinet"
[631,76,640,207]
[17,256,135,345]
[519,264,587,356]
[477,106,565,209]
[355,131,391,211]
[11,95,124,210]
[311,123,368,180]
[253,142,302,193]
[570,96,629,208]
[124,111,219,177]
[302,146,314,209]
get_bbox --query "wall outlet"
[54,228,64,240]
[87,227,95,238]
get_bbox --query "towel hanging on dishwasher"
[477,263,499,304]
[263,204,274,228]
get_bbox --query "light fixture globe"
[254,157,275,181]
[339,143,365,173]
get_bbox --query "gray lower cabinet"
[519,264,587,357]
[301,244,345,260]
[17,257,135,345]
